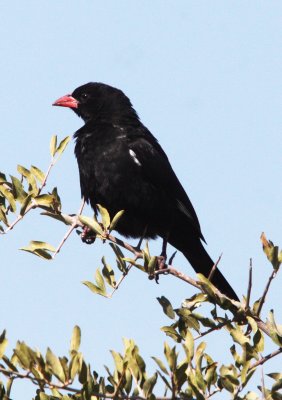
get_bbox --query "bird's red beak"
[52,94,78,109]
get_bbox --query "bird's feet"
[153,250,177,283]
[81,226,96,244]
[153,255,168,283]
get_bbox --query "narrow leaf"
[97,204,110,229]
[157,296,175,319]
[56,136,70,156]
[30,166,45,183]
[109,210,124,232]
[46,348,66,383]
[79,215,103,235]
[50,135,57,157]
[151,357,168,375]
[70,326,81,353]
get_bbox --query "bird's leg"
[160,237,168,262]
[136,225,148,251]
[155,237,169,283]
[81,226,96,244]
[81,205,97,245]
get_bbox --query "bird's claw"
[81,226,96,244]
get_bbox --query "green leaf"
[95,268,106,293]
[70,326,81,354]
[182,293,207,310]
[41,211,72,225]
[193,313,216,328]
[143,373,157,397]
[261,232,281,270]
[17,164,30,178]
[20,194,33,215]
[197,273,218,297]
[195,342,206,369]
[161,326,182,343]
[157,296,175,319]
[10,175,28,202]
[174,360,189,390]
[148,256,157,276]
[219,365,239,391]
[266,310,282,346]
[0,185,16,212]
[109,209,124,232]
[79,215,103,235]
[0,207,8,226]
[97,204,110,229]
[20,240,56,252]
[228,326,249,346]
[20,241,56,260]
[55,135,70,156]
[244,392,260,400]
[164,342,177,371]
[268,373,282,380]
[124,368,133,394]
[183,329,194,363]
[151,357,168,375]
[110,350,124,374]
[30,166,45,183]
[205,362,217,390]
[14,341,34,369]
[50,135,57,157]
[17,165,38,195]
[109,243,127,273]
[46,347,66,383]
[253,329,264,352]
[142,241,150,267]
[101,257,116,287]
[83,281,107,297]
[69,353,82,380]
[187,371,205,400]
[0,330,8,359]
[34,194,55,207]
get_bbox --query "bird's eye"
[81,93,89,100]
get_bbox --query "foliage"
[1,137,282,399]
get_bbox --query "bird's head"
[53,82,138,123]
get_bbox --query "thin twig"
[4,158,56,234]
[48,213,277,340]
[207,388,221,398]
[106,233,142,257]
[261,366,266,400]
[108,256,138,298]
[246,258,252,310]
[112,368,126,397]
[193,320,231,341]
[0,365,181,400]
[38,159,55,194]
[208,253,222,281]
[108,236,146,298]
[129,368,145,399]
[247,347,282,372]
[256,269,277,317]
[52,199,85,259]
[154,267,201,290]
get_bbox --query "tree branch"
[256,269,277,317]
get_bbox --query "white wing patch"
[129,149,141,166]
[177,199,193,221]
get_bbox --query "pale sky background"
[1,1,281,398]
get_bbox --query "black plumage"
[53,82,238,301]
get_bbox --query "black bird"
[53,82,238,300]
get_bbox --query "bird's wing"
[125,127,205,240]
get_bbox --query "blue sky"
[1,1,281,398]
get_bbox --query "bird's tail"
[181,240,239,301]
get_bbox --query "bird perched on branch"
[53,82,238,300]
